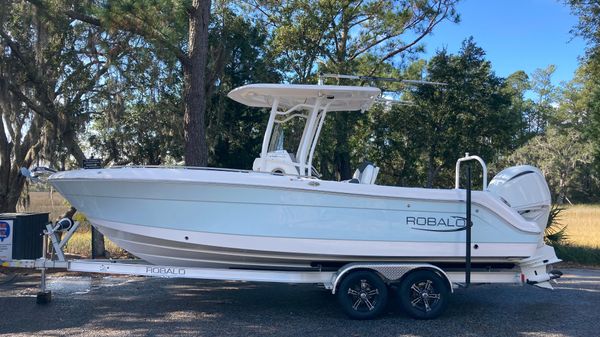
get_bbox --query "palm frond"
[545,204,568,245]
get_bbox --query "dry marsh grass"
[21,191,71,224]
[63,232,127,258]
[560,204,600,248]
[555,204,600,265]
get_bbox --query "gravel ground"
[0,268,598,337]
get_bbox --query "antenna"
[375,98,416,106]
[318,73,447,86]
[399,79,447,86]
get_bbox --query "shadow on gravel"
[1,269,598,337]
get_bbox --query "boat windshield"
[267,118,305,161]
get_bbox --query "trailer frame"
[0,217,535,319]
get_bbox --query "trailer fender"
[331,263,453,294]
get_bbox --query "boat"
[48,83,560,283]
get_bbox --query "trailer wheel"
[397,270,448,319]
[336,270,388,320]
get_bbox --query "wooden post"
[91,226,105,258]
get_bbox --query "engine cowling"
[488,165,551,235]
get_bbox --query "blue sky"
[419,0,586,85]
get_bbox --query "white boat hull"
[92,218,537,269]
[49,167,543,269]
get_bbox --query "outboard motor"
[488,166,562,288]
[488,165,551,240]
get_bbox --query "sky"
[419,0,586,85]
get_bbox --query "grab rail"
[455,153,487,190]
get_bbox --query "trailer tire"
[397,270,448,319]
[336,270,388,320]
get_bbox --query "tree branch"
[368,3,451,75]
[27,0,191,67]
[64,9,101,26]
[0,28,59,112]
[112,12,189,66]
[7,83,58,124]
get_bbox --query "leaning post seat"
[351,161,380,184]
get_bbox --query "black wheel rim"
[408,279,441,313]
[346,278,382,313]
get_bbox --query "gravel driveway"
[0,268,598,336]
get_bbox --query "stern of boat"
[488,165,563,288]
[517,244,562,289]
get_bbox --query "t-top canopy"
[227,84,381,112]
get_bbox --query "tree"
[508,127,592,203]
[567,0,600,173]
[86,38,185,166]
[0,1,138,256]
[0,1,125,214]
[568,0,600,48]
[503,62,598,203]
[0,78,46,212]
[250,0,460,179]
[405,38,517,187]
[206,9,281,169]
[184,0,211,166]
[346,39,522,189]
[87,7,281,170]
[46,0,212,167]
[502,70,534,145]
[527,65,557,134]
[361,39,524,188]
[348,60,429,186]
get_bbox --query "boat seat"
[352,161,379,184]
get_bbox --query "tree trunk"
[0,182,21,213]
[426,151,436,188]
[61,128,86,164]
[557,175,567,205]
[333,112,353,180]
[0,110,37,216]
[183,0,210,167]
[336,150,353,181]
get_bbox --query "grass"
[22,191,72,224]
[62,231,128,258]
[19,191,127,258]
[560,204,600,248]
[553,204,600,266]
[18,192,600,265]
[554,244,600,266]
